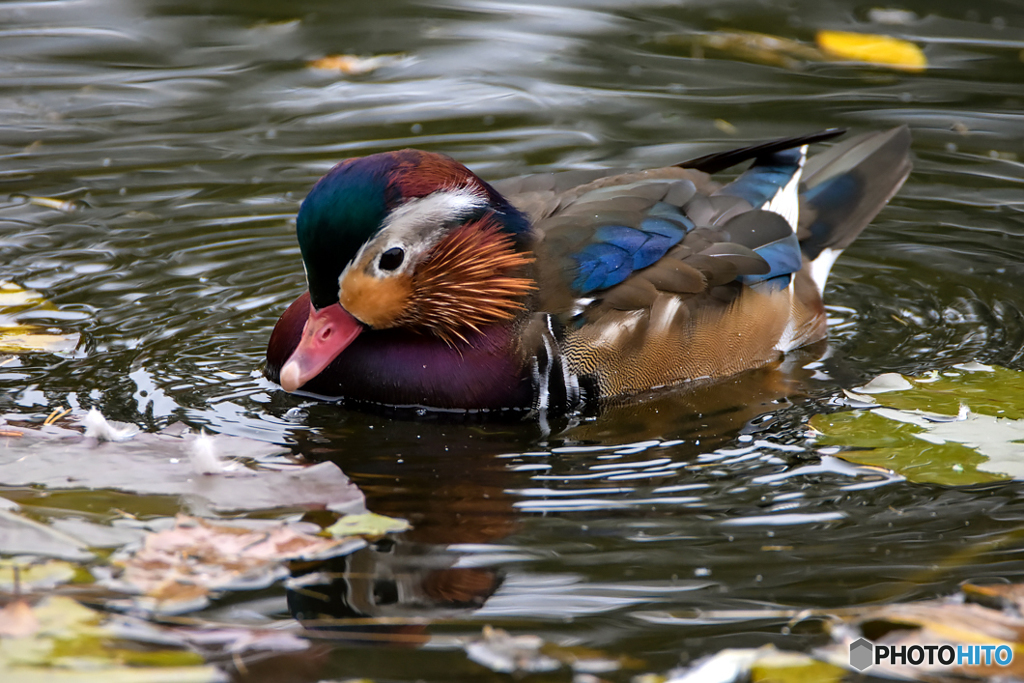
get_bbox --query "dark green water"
[2,0,1024,680]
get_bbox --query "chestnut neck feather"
[399,217,536,345]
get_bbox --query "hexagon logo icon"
[850,637,874,671]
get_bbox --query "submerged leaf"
[665,31,823,70]
[0,330,79,354]
[0,596,223,681]
[0,419,365,514]
[825,598,1024,680]
[0,509,95,562]
[812,365,1024,485]
[0,560,77,591]
[816,30,927,72]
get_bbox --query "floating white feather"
[81,408,140,442]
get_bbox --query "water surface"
[2,0,1024,680]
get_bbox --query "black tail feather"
[678,128,847,175]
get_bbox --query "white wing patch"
[808,247,842,295]
[763,144,806,232]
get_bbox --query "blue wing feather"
[573,242,632,291]
[719,148,802,210]
[800,173,861,260]
[738,232,802,285]
[593,225,648,251]
[646,203,696,231]
[570,218,687,294]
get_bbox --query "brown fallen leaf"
[110,515,366,613]
[827,598,1024,679]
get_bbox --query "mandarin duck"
[266,126,911,415]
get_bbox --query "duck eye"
[378,247,405,271]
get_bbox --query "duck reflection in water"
[280,344,831,642]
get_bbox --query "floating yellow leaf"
[0,281,49,310]
[0,282,79,354]
[713,118,738,135]
[324,512,410,537]
[0,560,77,592]
[662,645,846,683]
[816,30,926,72]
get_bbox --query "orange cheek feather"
[338,269,413,328]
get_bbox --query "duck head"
[275,150,535,393]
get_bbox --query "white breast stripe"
[536,328,555,412]
[546,314,581,410]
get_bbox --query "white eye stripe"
[382,188,488,238]
[337,188,489,288]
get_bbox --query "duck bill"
[279,302,363,393]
